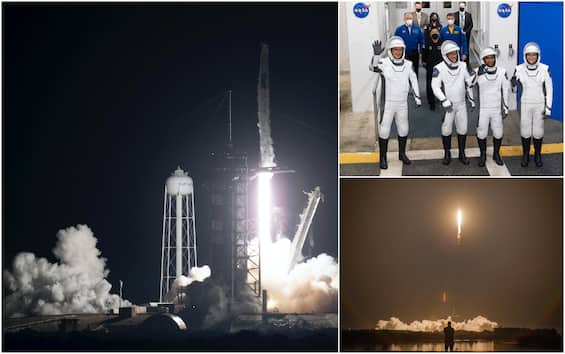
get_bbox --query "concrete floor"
[340,67,563,176]
[340,153,563,176]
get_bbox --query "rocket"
[257,43,276,169]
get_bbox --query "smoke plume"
[261,238,338,313]
[164,265,212,302]
[4,225,131,317]
[376,316,499,332]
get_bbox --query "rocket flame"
[457,209,462,244]
[442,290,447,304]
[258,172,274,261]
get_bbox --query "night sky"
[3,3,337,305]
[341,179,562,331]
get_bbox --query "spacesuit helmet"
[386,36,406,65]
[480,47,497,73]
[441,40,460,69]
[523,42,541,69]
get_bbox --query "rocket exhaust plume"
[457,209,462,245]
[376,316,498,332]
[3,225,131,317]
[258,172,273,262]
[252,43,337,314]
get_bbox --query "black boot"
[533,137,543,167]
[398,136,411,165]
[457,134,470,165]
[378,137,388,170]
[442,135,451,165]
[493,137,504,166]
[521,137,531,167]
[477,137,487,167]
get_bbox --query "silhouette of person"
[444,321,455,351]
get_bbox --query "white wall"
[345,2,386,112]
[339,3,350,72]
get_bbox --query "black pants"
[445,341,454,351]
[425,65,435,106]
[407,51,420,78]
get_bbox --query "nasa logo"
[497,3,512,18]
[353,2,370,19]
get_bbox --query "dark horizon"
[3,3,337,305]
[341,179,563,332]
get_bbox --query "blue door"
[518,2,563,121]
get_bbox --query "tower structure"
[160,167,198,302]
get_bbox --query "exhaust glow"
[457,209,462,244]
[257,172,274,264]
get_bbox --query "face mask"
[447,19,454,25]
[416,8,421,12]
[406,19,413,26]
[431,17,438,22]
[431,34,439,40]
[460,7,465,12]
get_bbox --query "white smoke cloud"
[173,265,212,288]
[165,265,212,302]
[4,225,131,317]
[260,238,338,313]
[376,316,499,332]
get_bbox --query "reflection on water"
[387,340,495,351]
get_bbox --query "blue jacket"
[440,25,468,56]
[394,24,425,54]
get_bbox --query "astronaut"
[471,47,510,167]
[370,36,422,170]
[511,42,553,167]
[431,40,476,165]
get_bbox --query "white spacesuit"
[511,42,553,167]
[431,40,476,165]
[370,36,422,170]
[472,47,510,167]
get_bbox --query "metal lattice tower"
[230,155,260,299]
[160,167,198,302]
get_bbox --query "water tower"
[159,166,198,302]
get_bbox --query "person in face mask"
[394,12,425,79]
[423,27,443,110]
[424,12,442,52]
[440,13,468,62]
[453,2,473,63]
[411,2,429,28]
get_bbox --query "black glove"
[372,40,384,56]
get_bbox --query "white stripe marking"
[380,155,403,176]
[484,147,511,176]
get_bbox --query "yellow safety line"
[339,152,379,164]
[499,142,563,157]
[339,143,563,165]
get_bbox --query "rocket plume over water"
[376,316,499,332]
